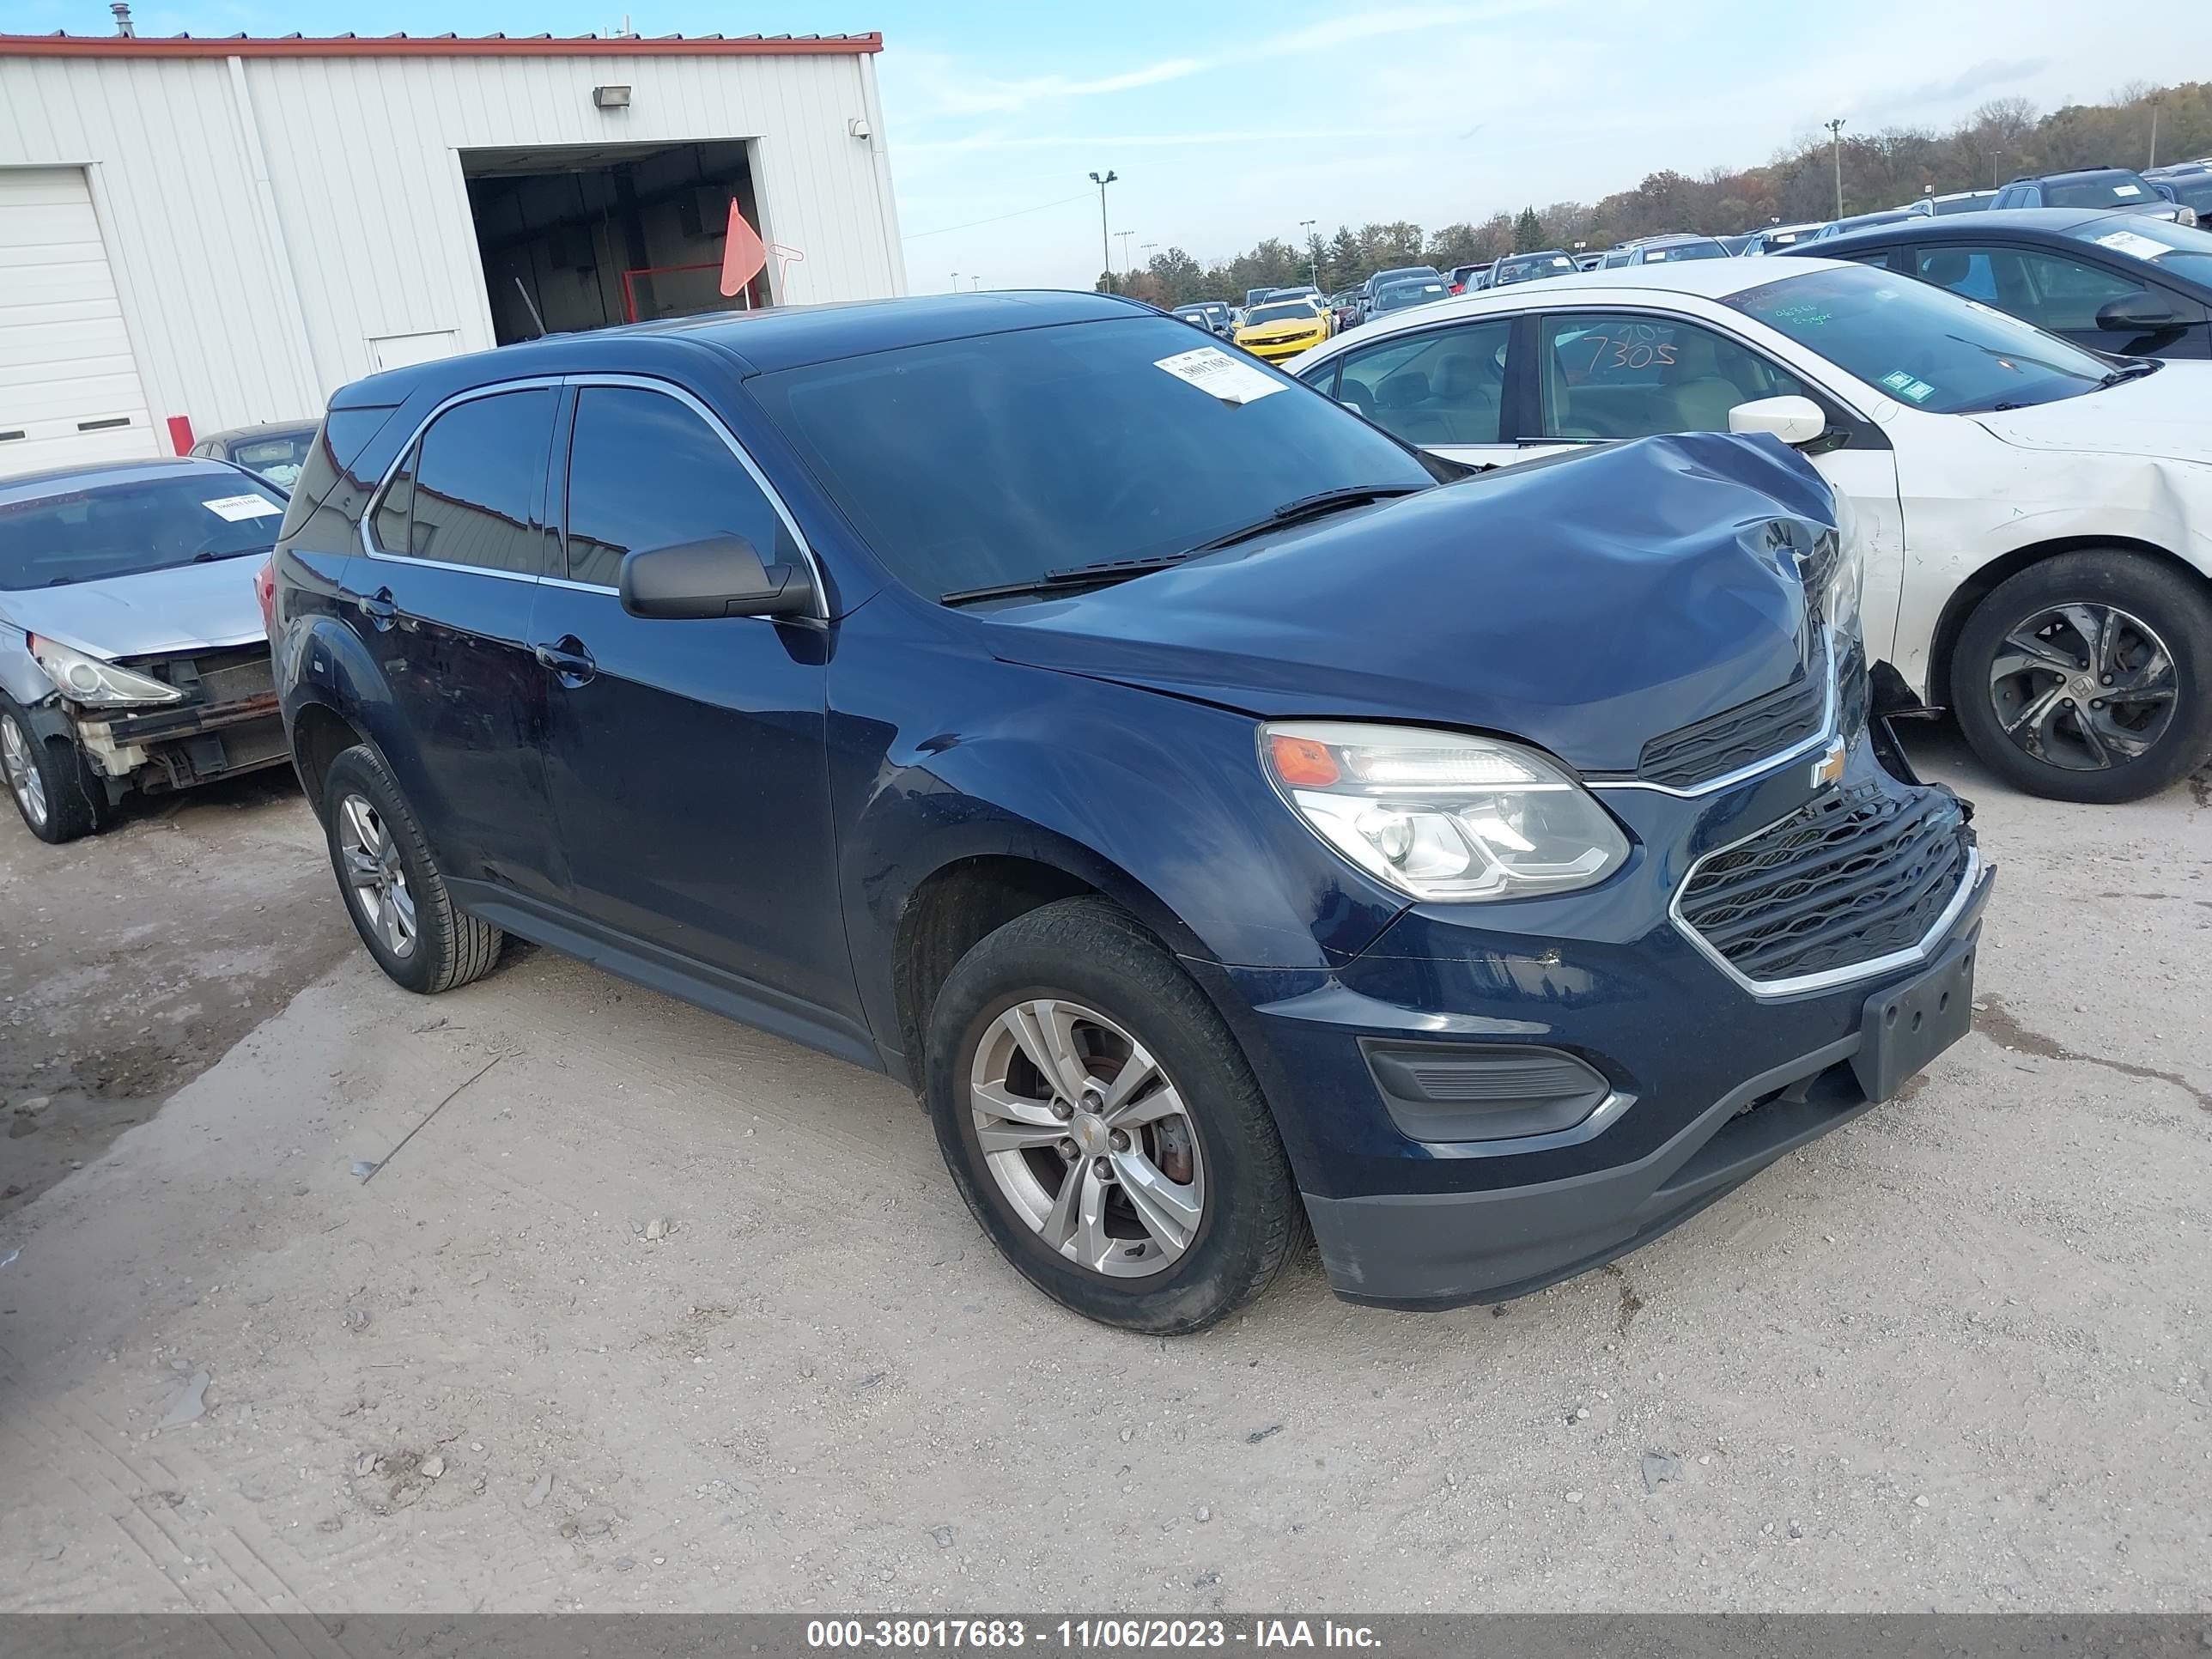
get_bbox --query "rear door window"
[372,389,555,574]
[1328,319,1512,445]
[562,385,793,589]
[1539,312,1809,441]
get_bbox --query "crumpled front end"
[60,644,286,799]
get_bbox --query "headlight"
[1261,721,1630,902]
[27,635,183,707]
[1797,519,1864,649]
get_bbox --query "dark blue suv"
[270,292,1991,1333]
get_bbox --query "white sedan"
[1285,258,2212,803]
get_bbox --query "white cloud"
[897,50,1207,118]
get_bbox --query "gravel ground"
[0,732,2206,1613]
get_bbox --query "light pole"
[950,271,960,292]
[2148,98,2160,168]
[1990,149,2006,186]
[971,276,982,291]
[1087,171,1117,288]
[1299,217,1316,287]
[1823,118,1846,217]
[1115,229,1136,272]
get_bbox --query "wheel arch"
[1927,534,2212,710]
[288,698,368,820]
[884,834,1207,1091]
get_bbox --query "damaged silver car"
[1,457,291,842]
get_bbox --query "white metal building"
[0,27,906,476]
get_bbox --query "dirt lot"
[0,736,2207,1613]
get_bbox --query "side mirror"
[2152,182,2179,204]
[2096,295,2179,331]
[619,534,815,621]
[1729,394,1830,447]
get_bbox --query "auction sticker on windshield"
[202,495,283,521]
[1155,346,1286,405]
[2094,228,2171,262]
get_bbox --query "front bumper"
[1193,733,1993,1310]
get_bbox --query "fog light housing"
[1361,1040,1616,1143]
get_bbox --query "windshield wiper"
[2099,358,2162,387]
[938,486,1425,605]
[1182,484,1425,556]
[940,554,1194,607]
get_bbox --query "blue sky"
[7,0,2209,289]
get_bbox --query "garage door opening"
[462,141,770,347]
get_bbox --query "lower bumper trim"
[1305,1033,1875,1312]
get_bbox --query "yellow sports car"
[1232,297,1331,362]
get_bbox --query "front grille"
[1638,646,1827,789]
[1677,783,1972,985]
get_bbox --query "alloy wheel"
[338,792,417,958]
[968,997,1206,1279]
[1,714,47,830]
[1986,601,2179,773]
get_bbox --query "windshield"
[1727,264,2116,415]
[1498,255,1572,280]
[1935,193,1994,215]
[2047,173,2154,208]
[2069,212,2212,283]
[229,431,313,488]
[1641,241,1727,262]
[1373,268,1440,287]
[1373,283,1448,309]
[0,471,287,590]
[747,316,1435,602]
[1246,301,1320,325]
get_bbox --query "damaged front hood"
[1973,361,2212,467]
[982,432,1832,776]
[0,555,268,660]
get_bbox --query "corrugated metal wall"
[0,47,907,437]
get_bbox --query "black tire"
[1951,550,2212,805]
[320,743,502,994]
[0,697,106,844]
[923,896,1303,1334]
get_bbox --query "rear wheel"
[1,699,104,844]
[1951,551,2212,804]
[321,744,503,994]
[923,896,1302,1334]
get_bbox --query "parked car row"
[9,240,2207,1342]
[1167,161,2212,361]
[7,284,2023,1341]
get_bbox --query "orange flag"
[720,200,768,297]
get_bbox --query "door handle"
[357,586,398,627]
[532,636,597,687]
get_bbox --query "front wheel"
[923,897,1303,1334]
[1,700,105,844]
[1951,550,2212,804]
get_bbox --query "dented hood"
[1972,360,2212,467]
[981,433,1830,776]
[0,554,267,661]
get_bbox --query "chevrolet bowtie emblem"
[1810,738,1847,789]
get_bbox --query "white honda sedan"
[1285,258,2212,803]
